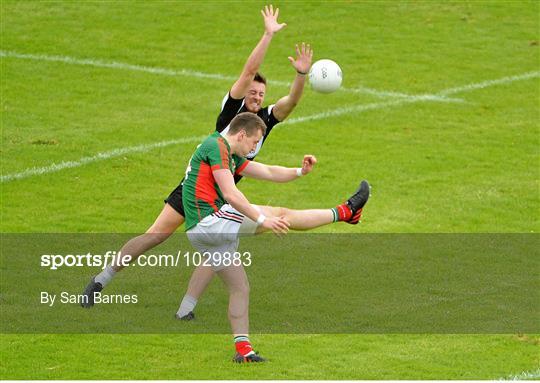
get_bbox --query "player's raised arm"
[239,155,317,182]
[230,5,287,99]
[213,168,289,234]
[272,43,313,121]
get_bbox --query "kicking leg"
[256,180,371,233]
[258,206,333,231]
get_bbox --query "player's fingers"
[295,44,301,56]
[273,222,288,236]
[276,225,289,235]
[270,4,274,15]
[277,216,290,227]
[274,7,279,18]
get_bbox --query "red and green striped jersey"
[182,131,249,230]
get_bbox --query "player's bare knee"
[261,206,288,218]
[272,206,291,218]
[240,281,250,296]
[228,308,248,321]
[279,207,292,217]
[231,280,250,296]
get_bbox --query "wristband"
[297,70,308,76]
[296,168,304,177]
[256,214,267,225]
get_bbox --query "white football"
[309,59,343,93]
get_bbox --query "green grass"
[1,0,539,380]
[1,334,538,380]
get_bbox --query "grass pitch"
[1,1,539,380]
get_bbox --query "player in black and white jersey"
[219,73,278,158]
[81,5,313,311]
[217,72,284,178]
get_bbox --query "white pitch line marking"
[2,98,464,183]
[0,50,237,82]
[439,71,540,96]
[0,49,455,101]
[285,93,467,125]
[498,368,540,381]
[1,65,537,183]
[285,70,538,125]
[285,99,413,125]
[340,85,462,102]
[1,136,206,183]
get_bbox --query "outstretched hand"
[301,154,317,175]
[261,5,286,35]
[288,43,313,74]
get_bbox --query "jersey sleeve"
[205,137,230,171]
[233,155,250,175]
[216,92,245,132]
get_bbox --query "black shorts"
[164,181,185,217]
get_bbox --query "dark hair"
[254,72,267,85]
[229,112,267,137]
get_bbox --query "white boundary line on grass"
[285,98,416,125]
[0,50,237,81]
[0,49,457,101]
[1,97,462,183]
[439,71,540,96]
[498,367,540,380]
[343,85,460,102]
[284,70,540,125]
[0,136,206,183]
[1,52,538,183]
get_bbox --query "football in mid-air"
[309,59,342,93]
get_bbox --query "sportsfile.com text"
[40,251,253,270]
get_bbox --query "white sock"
[177,294,198,317]
[94,266,117,287]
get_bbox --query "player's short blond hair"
[229,112,267,137]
